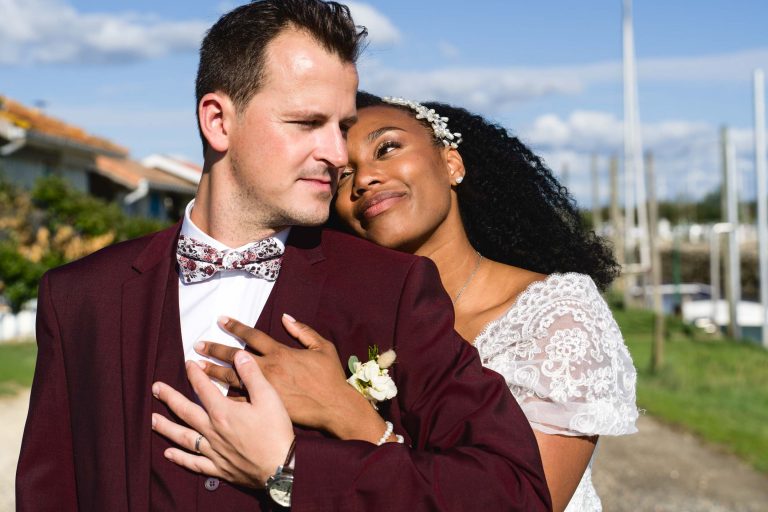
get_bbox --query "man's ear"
[199,92,234,153]
[444,148,466,185]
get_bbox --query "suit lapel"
[256,227,326,346]
[120,223,181,510]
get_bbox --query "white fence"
[0,310,35,342]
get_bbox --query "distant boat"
[682,299,765,342]
[632,283,711,315]
[630,284,765,343]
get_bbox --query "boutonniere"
[347,345,397,409]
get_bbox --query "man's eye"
[292,120,321,128]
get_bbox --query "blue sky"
[2,0,768,206]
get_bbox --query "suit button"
[204,477,220,491]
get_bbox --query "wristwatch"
[266,437,296,507]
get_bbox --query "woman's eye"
[375,140,401,159]
[339,167,355,180]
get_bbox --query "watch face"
[268,476,293,507]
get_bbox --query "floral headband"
[382,96,463,149]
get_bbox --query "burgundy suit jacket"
[16,223,551,511]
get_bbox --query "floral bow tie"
[176,234,284,283]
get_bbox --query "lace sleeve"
[474,274,638,437]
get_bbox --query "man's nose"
[316,126,348,168]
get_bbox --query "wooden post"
[647,151,664,371]
[728,143,742,340]
[710,228,721,333]
[721,126,741,339]
[591,153,602,230]
[610,154,626,303]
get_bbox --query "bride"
[155,92,638,511]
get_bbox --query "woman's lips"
[358,191,406,220]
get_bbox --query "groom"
[16,1,550,510]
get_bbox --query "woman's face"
[334,105,460,252]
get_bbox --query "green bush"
[0,174,169,312]
[30,175,167,240]
[0,242,47,311]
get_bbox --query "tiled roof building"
[0,95,198,221]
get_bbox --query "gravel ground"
[2,392,767,511]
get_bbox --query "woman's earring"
[455,175,464,184]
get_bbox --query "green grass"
[614,308,768,473]
[0,341,36,395]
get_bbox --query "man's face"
[226,28,358,229]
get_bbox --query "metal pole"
[754,69,768,348]
[726,135,742,339]
[623,0,636,273]
[622,0,641,308]
[633,69,651,276]
[720,127,733,336]
[721,126,729,224]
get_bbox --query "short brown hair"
[195,0,367,152]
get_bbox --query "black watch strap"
[283,436,297,470]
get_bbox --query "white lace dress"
[473,273,638,511]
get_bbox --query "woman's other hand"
[196,314,391,443]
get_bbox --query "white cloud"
[524,111,623,151]
[638,49,768,83]
[358,46,768,112]
[518,110,762,205]
[0,0,207,65]
[0,0,405,65]
[523,110,716,153]
[346,2,401,45]
[360,63,583,110]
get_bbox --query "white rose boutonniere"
[347,345,397,409]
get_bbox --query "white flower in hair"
[383,97,463,148]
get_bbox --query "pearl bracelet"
[376,421,405,446]
[377,421,394,446]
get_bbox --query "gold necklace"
[453,251,483,304]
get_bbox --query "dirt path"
[594,415,768,511]
[2,393,767,511]
[0,390,29,512]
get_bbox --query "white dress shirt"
[177,200,290,394]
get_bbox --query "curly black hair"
[341,91,620,290]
